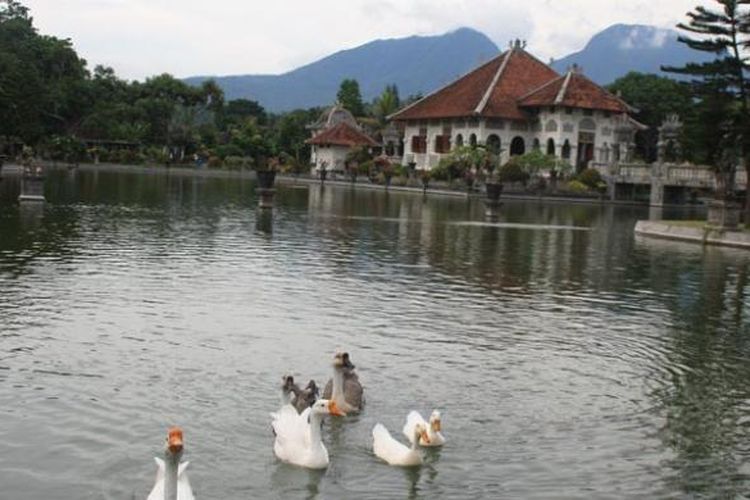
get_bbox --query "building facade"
[307,105,378,173]
[390,41,644,172]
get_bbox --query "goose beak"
[167,427,184,454]
[420,429,431,444]
[328,400,346,417]
[432,420,442,432]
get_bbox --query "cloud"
[22,0,711,80]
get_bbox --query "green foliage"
[224,98,266,126]
[336,79,365,117]
[224,155,253,169]
[268,107,319,165]
[565,180,590,193]
[662,0,750,191]
[0,0,89,142]
[608,72,695,162]
[496,159,530,184]
[372,84,400,125]
[436,145,492,180]
[345,145,372,166]
[574,167,604,189]
[510,150,560,176]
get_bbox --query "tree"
[0,0,89,142]
[336,79,365,117]
[224,98,266,126]
[662,0,750,209]
[608,72,694,162]
[269,107,319,164]
[372,84,400,125]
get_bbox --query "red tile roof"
[518,71,630,113]
[306,122,378,147]
[390,49,559,121]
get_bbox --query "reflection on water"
[0,169,749,499]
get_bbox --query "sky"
[22,0,710,81]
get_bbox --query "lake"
[1,168,749,499]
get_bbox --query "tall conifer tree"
[663,1,750,208]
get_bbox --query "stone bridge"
[593,162,748,206]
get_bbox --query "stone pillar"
[484,183,503,220]
[707,200,741,230]
[19,165,45,203]
[257,188,276,209]
[649,180,664,206]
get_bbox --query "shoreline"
[0,161,703,208]
[635,220,750,250]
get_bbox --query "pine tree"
[663,0,750,207]
[336,79,365,117]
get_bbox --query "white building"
[307,105,378,173]
[390,41,644,172]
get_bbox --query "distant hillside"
[185,28,499,112]
[551,24,716,85]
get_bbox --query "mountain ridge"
[186,24,715,112]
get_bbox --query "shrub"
[394,175,408,186]
[224,155,251,169]
[565,180,590,193]
[497,159,530,184]
[575,168,603,189]
[359,160,374,176]
[207,156,223,168]
[429,163,450,181]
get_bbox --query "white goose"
[271,398,346,469]
[147,427,195,500]
[403,410,445,447]
[372,422,430,466]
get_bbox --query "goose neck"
[331,368,345,401]
[308,411,323,445]
[163,450,181,500]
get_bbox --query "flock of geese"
[146,351,445,499]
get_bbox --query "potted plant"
[374,155,393,188]
[419,169,431,194]
[255,156,278,189]
[319,161,328,184]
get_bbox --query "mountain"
[185,28,498,113]
[550,24,716,85]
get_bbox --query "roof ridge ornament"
[509,39,527,50]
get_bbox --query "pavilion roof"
[518,70,632,113]
[389,48,559,121]
[306,122,378,147]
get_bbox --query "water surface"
[1,170,749,499]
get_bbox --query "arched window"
[469,134,477,147]
[562,139,571,159]
[532,138,541,151]
[486,134,501,155]
[455,134,464,148]
[510,136,525,156]
[545,120,558,132]
[547,138,556,156]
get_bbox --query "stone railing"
[617,164,651,179]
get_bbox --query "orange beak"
[327,400,346,417]
[432,420,442,432]
[420,430,431,444]
[167,427,184,454]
